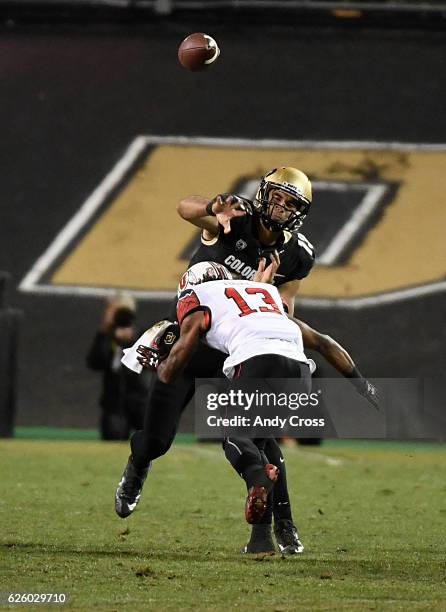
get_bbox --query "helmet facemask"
[256,182,310,232]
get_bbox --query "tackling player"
[117,167,315,554]
[135,261,379,553]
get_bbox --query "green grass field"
[1,439,445,611]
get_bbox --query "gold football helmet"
[255,167,312,232]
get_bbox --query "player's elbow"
[158,370,174,384]
[318,333,334,354]
[157,363,175,384]
[177,198,192,220]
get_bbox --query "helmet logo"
[179,272,188,290]
[178,261,232,296]
[282,181,303,197]
[164,331,177,345]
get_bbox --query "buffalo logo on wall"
[19,136,446,306]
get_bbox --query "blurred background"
[0,0,445,437]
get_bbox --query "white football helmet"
[178,261,232,297]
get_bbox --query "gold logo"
[163,331,177,345]
[19,136,446,306]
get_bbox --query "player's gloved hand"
[351,378,381,410]
[136,322,180,371]
[136,344,161,371]
[209,194,252,234]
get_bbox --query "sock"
[264,439,293,522]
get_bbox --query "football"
[178,32,220,71]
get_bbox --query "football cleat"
[241,524,275,555]
[245,463,279,524]
[274,519,304,555]
[115,456,151,518]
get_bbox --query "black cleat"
[241,524,276,555]
[115,456,150,518]
[274,519,304,555]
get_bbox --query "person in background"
[87,293,149,441]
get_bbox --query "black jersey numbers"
[224,287,282,318]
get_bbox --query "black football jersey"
[188,209,315,288]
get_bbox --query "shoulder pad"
[176,289,201,325]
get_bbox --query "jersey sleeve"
[176,289,211,331]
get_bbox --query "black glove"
[136,322,180,371]
[351,378,381,410]
[137,344,161,371]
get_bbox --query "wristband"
[205,201,216,217]
[346,365,362,379]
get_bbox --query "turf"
[1,440,445,611]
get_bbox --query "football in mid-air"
[178,33,220,71]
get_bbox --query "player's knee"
[223,437,246,472]
[131,431,173,462]
[146,436,173,459]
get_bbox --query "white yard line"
[287,448,345,466]
[182,443,345,466]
